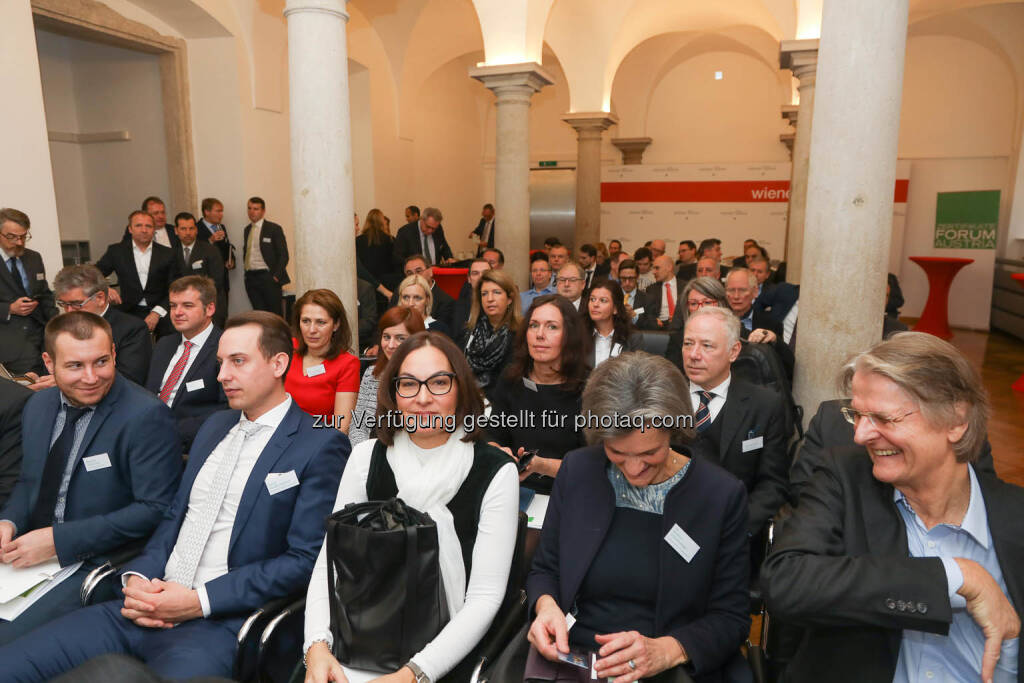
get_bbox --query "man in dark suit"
[725,268,794,379]
[146,276,227,452]
[555,262,587,312]
[52,265,152,386]
[0,312,348,680]
[682,306,789,535]
[195,197,234,275]
[639,255,685,330]
[242,196,289,315]
[0,312,182,645]
[0,208,58,375]
[390,255,456,328]
[173,212,227,328]
[763,333,1023,683]
[394,206,455,265]
[97,210,180,337]
[469,203,496,255]
[577,244,609,289]
[122,197,178,250]
[0,377,32,509]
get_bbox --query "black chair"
[731,341,803,444]
[638,330,671,357]
[747,519,776,683]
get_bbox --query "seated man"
[145,276,227,452]
[555,262,587,311]
[763,332,1022,683]
[681,306,789,536]
[0,311,350,680]
[725,268,794,379]
[0,312,182,645]
[51,265,152,386]
[521,255,553,311]
[389,255,455,329]
[639,254,685,330]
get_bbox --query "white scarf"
[387,427,474,616]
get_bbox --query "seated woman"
[349,306,426,446]
[460,268,521,396]
[398,273,452,337]
[303,331,520,683]
[487,294,590,494]
[584,278,642,367]
[285,288,360,432]
[527,352,751,682]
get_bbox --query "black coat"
[762,448,1024,682]
[195,218,233,277]
[0,248,57,374]
[470,217,495,249]
[638,277,687,330]
[394,221,453,264]
[0,377,32,508]
[175,240,227,327]
[740,308,794,380]
[242,220,290,285]
[96,241,180,315]
[103,306,153,386]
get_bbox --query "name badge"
[265,470,299,495]
[36,272,46,281]
[522,377,538,392]
[742,436,764,452]
[665,524,700,562]
[633,307,645,315]
[306,363,326,377]
[83,453,112,472]
[185,379,205,392]
[191,260,204,269]
[565,612,576,631]
[262,237,272,243]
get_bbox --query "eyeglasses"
[394,372,455,398]
[56,292,99,310]
[687,298,715,310]
[1,232,30,243]
[619,276,637,282]
[725,288,750,296]
[556,277,582,285]
[840,405,917,429]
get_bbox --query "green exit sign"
[538,160,558,167]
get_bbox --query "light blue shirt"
[520,285,555,312]
[893,466,1018,683]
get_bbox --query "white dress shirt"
[689,375,731,425]
[153,226,171,248]
[247,219,269,270]
[124,396,292,616]
[592,329,622,367]
[131,242,167,317]
[658,278,678,322]
[158,322,215,405]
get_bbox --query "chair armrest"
[80,540,149,606]
[257,596,307,680]
[233,593,304,681]
[80,562,115,606]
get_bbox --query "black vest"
[365,439,513,578]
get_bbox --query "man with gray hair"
[395,206,455,265]
[681,306,789,535]
[556,262,587,311]
[0,208,57,375]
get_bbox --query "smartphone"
[517,449,538,473]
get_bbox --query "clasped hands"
[529,595,686,683]
[121,575,203,629]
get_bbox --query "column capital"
[470,62,554,96]
[562,112,619,134]
[284,0,349,20]
[780,39,819,85]
[780,132,795,154]
[781,104,799,125]
[611,137,652,165]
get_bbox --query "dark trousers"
[0,600,243,682]
[244,270,282,316]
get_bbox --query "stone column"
[284,0,357,341]
[779,40,819,285]
[470,63,553,286]
[611,137,653,165]
[563,113,618,248]
[793,1,909,424]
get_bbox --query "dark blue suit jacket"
[0,376,183,566]
[123,400,348,617]
[145,326,228,451]
[526,446,750,680]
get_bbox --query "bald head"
[652,254,676,283]
[650,239,666,258]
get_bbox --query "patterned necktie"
[159,341,194,404]
[183,245,191,263]
[665,282,676,318]
[165,420,263,588]
[7,257,28,297]
[28,405,88,530]
[695,391,713,433]
[422,233,433,266]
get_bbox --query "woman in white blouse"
[303,331,519,683]
[584,278,643,367]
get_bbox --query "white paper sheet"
[0,561,82,621]
[526,494,550,530]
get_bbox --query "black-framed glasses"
[840,405,917,429]
[56,292,99,310]
[1,232,30,243]
[394,372,455,398]
[556,276,583,285]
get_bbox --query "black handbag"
[325,497,450,673]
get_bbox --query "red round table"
[909,256,974,339]
[1012,273,1024,392]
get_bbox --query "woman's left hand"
[523,455,560,480]
[369,666,416,683]
[593,632,687,683]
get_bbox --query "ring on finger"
[628,659,637,671]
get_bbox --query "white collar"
[244,395,292,429]
[132,241,152,255]
[690,374,731,399]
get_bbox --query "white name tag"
[742,436,764,452]
[185,379,205,392]
[191,260,204,269]
[633,307,645,315]
[665,523,700,562]
[565,612,576,631]
[36,272,46,281]
[262,237,272,243]
[522,377,538,392]
[83,453,112,472]
[306,363,326,377]
[265,470,300,495]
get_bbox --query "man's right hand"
[9,297,38,316]
[956,557,1021,683]
[0,521,15,554]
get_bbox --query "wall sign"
[934,190,999,249]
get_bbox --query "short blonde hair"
[397,274,433,316]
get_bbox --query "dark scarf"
[464,315,513,388]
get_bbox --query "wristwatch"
[406,661,431,683]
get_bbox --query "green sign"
[934,190,999,249]
[538,160,558,167]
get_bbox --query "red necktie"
[159,341,194,404]
[665,282,675,318]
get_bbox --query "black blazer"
[676,262,698,281]
[0,378,32,508]
[451,281,473,338]
[0,249,57,374]
[243,220,290,284]
[739,309,794,379]
[195,218,233,273]
[527,446,750,681]
[145,325,227,452]
[103,306,152,386]
[96,241,180,315]
[394,221,454,263]
[470,218,495,249]
[762,448,1024,682]
[691,378,790,534]
[175,240,226,294]
[638,277,686,330]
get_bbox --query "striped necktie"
[695,391,713,432]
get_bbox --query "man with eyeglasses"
[390,254,455,329]
[555,263,586,311]
[616,259,647,327]
[0,208,57,376]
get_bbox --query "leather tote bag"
[325,497,450,672]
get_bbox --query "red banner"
[601,179,910,203]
